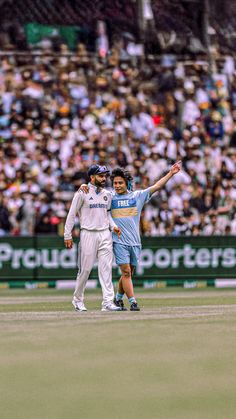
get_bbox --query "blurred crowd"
[0,41,236,237]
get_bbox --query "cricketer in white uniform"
[64,165,122,312]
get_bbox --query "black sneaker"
[114,298,128,311]
[130,302,140,311]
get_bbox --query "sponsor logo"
[0,244,236,274]
[89,203,108,208]
[89,197,93,200]
[136,245,236,275]
[0,244,78,270]
[103,196,108,201]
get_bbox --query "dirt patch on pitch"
[1,304,236,324]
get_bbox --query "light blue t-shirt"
[111,188,152,246]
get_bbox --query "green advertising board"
[24,23,81,49]
[0,236,236,282]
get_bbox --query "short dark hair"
[110,168,133,189]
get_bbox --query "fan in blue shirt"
[110,163,181,311]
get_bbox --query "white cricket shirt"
[64,183,116,240]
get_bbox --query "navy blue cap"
[87,165,110,177]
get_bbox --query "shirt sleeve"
[108,211,117,231]
[134,187,152,209]
[64,192,84,240]
[106,191,112,210]
[106,192,117,230]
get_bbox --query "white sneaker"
[101,302,122,312]
[72,298,87,312]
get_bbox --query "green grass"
[1,288,236,419]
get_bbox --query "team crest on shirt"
[103,196,108,201]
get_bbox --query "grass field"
[1,288,236,419]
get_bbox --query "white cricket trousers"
[74,229,114,307]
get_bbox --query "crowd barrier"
[0,236,236,288]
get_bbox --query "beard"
[94,177,106,188]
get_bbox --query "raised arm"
[149,161,181,195]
